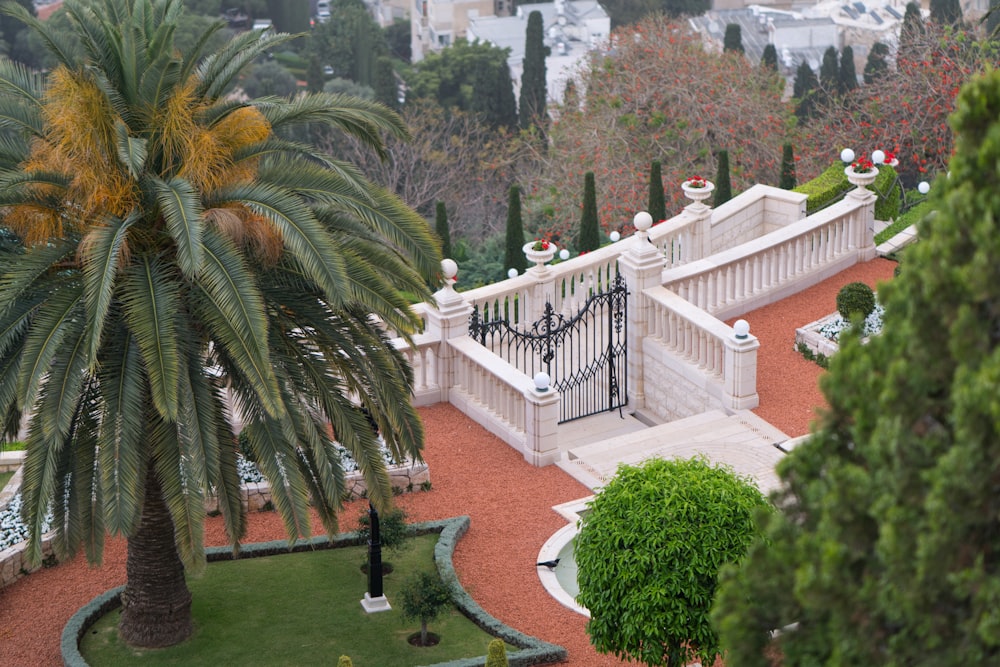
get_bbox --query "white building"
[411,0,516,62]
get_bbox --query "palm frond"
[176,353,222,498]
[120,254,181,420]
[0,1,76,72]
[255,155,374,207]
[97,327,148,536]
[214,426,246,551]
[242,417,313,542]
[0,132,31,169]
[33,310,88,442]
[80,213,135,362]
[66,395,104,565]
[16,284,84,412]
[0,56,45,107]
[114,119,147,178]
[194,28,293,101]
[137,50,183,117]
[149,414,206,573]
[151,176,204,276]
[0,97,45,138]
[176,18,226,84]
[17,418,69,566]
[64,0,127,95]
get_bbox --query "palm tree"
[0,0,440,649]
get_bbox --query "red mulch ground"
[0,259,897,667]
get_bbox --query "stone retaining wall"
[1,460,430,590]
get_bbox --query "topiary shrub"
[575,456,770,667]
[836,282,876,320]
[486,638,509,666]
[337,656,353,667]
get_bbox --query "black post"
[367,502,383,599]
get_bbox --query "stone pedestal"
[360,593,392,614]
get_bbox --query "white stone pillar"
[523,378,560,466]
[723,319,759,410]
[618,212,666,411]
[423,259,473,404]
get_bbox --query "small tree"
[819,46,840,98]
[839,45,858,94]
[486,638,509,667]
[648,160,666,222]
[577,171,601,252]
[504,185,528,273]
[779,143,796,189]
[760,43,778,72]
[357,505,410,572]
[714,150,733,206]
[519,10,547,130]
[399,570,452,646]
[306,52,325,94]
[435,201,453,260]
[723,23,744,53]
[576,457,770,667]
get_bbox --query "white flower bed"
[816,303,885,341]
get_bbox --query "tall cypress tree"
[306,52,325,94]
[714,150,733,207]
[373,56,398,109]
[819,46,840,97]
[723,23,744,54]
[715,67,1000,667]
[519,10,547,130]
[504,185,528,273]
[864,42,890,84]
[793,61,819,119]
[578,172,601,252]
[901,1,925,54]
[435,201,452,260]
[839,45,858,94]
[474,57,517,130]
[930,0,962,24]
[779,143,796,189]
[761,44,778,72]
[648,160,666,222]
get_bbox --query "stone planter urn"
[845,165,878,190]
[523,241,558,270]
[681,179,715,205]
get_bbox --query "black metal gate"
[468,273,628,423]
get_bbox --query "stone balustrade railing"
[392,331,441,407]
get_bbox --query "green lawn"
[0,470,13,490]
[80,534,509,666]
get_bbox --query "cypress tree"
[863,42,890,84]
[648,160,666,222]
[793,61,819,119]
[519,10,547,130]
[988,0,1000,39]
[715,67,1000,667]
[723,23,744,54]
[306,53,325,94]
[714,150,732,207]
[373,56,398,109]
[930,0,962,24]
[779,143,796,189]
[900,1,925,54]
[435,201,452,260]
[819,46,840,97]
[761,43,778,72]
[578,172,601,253]
[839,45,858,94]
[504,185,528,273]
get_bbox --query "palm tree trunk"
[118,469,193,647]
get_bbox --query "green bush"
[794,161,851,213]
[399,570,452,646]
[357,505,410,555]
[836,281,876,320]
[575,457,770,667]
[486,638,509,667]
[337,656,353,667]
[873,165,901,221]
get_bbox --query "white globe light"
[733,319,751,339]
[871,149,886,165]
[610,230,621,242]
[559,249,570,260]
[533,372,551,392]
[507,268,518,279]
[840,148,855,164]
[441,258,458,279]
[918,181,930,195]
[633,211,653,231]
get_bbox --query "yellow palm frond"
[2,203,63,246]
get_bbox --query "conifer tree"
[819,46,840,97]
[723,23,744,53]
[930,0,962,24]
[900,1,925,54]
[519,10,547,130]
[714,150,733,206]
[435,201,452,260]
[648,160,666,222]
[306,52,325,94]
[760,43,778,72]
[793,61,819,119]
[578,172,601,252]
[779,143,796,189]
[504,186,528,273]
[714,68,1000,666]
[863,42,890,84]
[373,56,398,109]
[839,45,858,94]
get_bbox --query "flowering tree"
[521,15,788,240]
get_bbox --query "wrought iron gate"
[468,273,628,423]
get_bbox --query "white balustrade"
[646,287,728,379]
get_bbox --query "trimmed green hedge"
[794,162,901,220]
[875,200,933,245]
[62,517,567,667]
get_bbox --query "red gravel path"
[0,259,897,667]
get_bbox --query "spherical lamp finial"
[871,149,886,165]
[559,249,570,260]
[918,181,930,195]
[633,211,653,231]
[441,258,458,280]
[733,319,751,339]
[840,148,855,164]
[507,268,519,279]
[609,230,621,242]
[533,372,551,392]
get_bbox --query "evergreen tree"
[987,0,1000,39]
[714,150,732,206]
[578,172,601,252]
[373,56,398,109]
[472,55,517,130]
[863,42,890,84]
[648,160,666,222]
[930,0,962,24]
[793,61,819,119]
[901,1,925,54]
[714,68,1000,666]
[779,143,796,189]
[435,201,452,260]
[504,185,528,273]
[519,10,547,130]
[306,52,325,94]
[838,45,858,94]
[723,23,744,54]
[760,43,778,72]
[0,0,34,57]
[819,46,840,97]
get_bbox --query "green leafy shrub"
[356,506,410,555]
[486,638,509,666]
[575,457,770,667]
[337,656,353,667]
[873,165,901,221]
[794,161,851,213]
[399,570,452,646]
[836,282,876,320]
